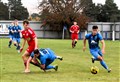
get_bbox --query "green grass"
[0,39,120,82]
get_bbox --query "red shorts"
[71,33,79,40]
[26,45,35,54]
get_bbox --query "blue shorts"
[13,37,21,44]
[45,59,55,67]
[9,35,13,39]
[42,48,56,66]
[90,49,103,59]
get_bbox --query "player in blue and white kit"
[24,48,63,73]
[12,20,22,50]
[8,22,14,48]
[83,26,111,73]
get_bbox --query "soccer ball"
[91,66,99,74]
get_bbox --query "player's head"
[14,19,18,26]
[34,49,40,57]
[73,21,77,25]
[23,20,29,29]
[92,26,98,35]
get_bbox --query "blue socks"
[45,65,55,70]
[100,60,109,70]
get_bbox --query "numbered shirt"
[21,27,36,45]
[30,48,56,65]
[85,33,103,49]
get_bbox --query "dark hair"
[23,20,29,25]
[34,49,39,54]
[92,26,98,29]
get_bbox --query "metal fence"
[0,21,120,40]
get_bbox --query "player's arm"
[83,37,87,52]
[18,26,22,32]
[99,34,105,54]
[77,26,80,34]
[69,26,74,33]
[40,64,45,70]
[100,40,105,54]
[20,39,26,52]
[34,37,38,50]
[39,58,46,71]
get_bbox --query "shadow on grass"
[2,70,60,75]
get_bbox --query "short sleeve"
[85,34,90,39]
[30,52,34,58]
[40,57,46,65]
[18,25,22,30]
[98,33,103,40]
[28,28,36,39]
[70,25,73,31]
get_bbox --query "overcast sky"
[1,0,120,15]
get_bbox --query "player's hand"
[20,48,23,53]
[11,31,14,33]
[77,31,79,34]
[71,31,74,33]
[83,47,86,52]
[24,69,30,73]
[102,49,105,54]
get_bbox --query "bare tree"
[38,0,90,31]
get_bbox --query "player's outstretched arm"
[83,38,87,52]
[101,40,105,54]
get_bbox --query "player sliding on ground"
[83,26,111,73]
[24,48,63,73]
[70,21,80,48]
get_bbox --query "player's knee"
[75,39,78,41]
[22,54,26,59]
[22,55,24,59]
[14,43,17,46]
[98,56,103,61]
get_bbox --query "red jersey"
[70,25,80,34]
[21,27,36,46]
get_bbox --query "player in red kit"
[70,22,80,48]
[20,20,40,71]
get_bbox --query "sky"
[1,0,120,15]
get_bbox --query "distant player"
[8,22,14,48]
[83,26,111,73]
[24,48,63,73]
[20,20,39,70]
[12,20,22,51]
[70,21,80,48]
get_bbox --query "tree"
[83,0,120,22]
[28,13,40,21]
[8,0,29,20]
[39,0,90,31]
[0,1,9,20]
[83,0,97,21]
[103,0,120,22]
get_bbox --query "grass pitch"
[0,39,120,82]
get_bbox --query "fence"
[0,21,120,40]
[87,22,120,41]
